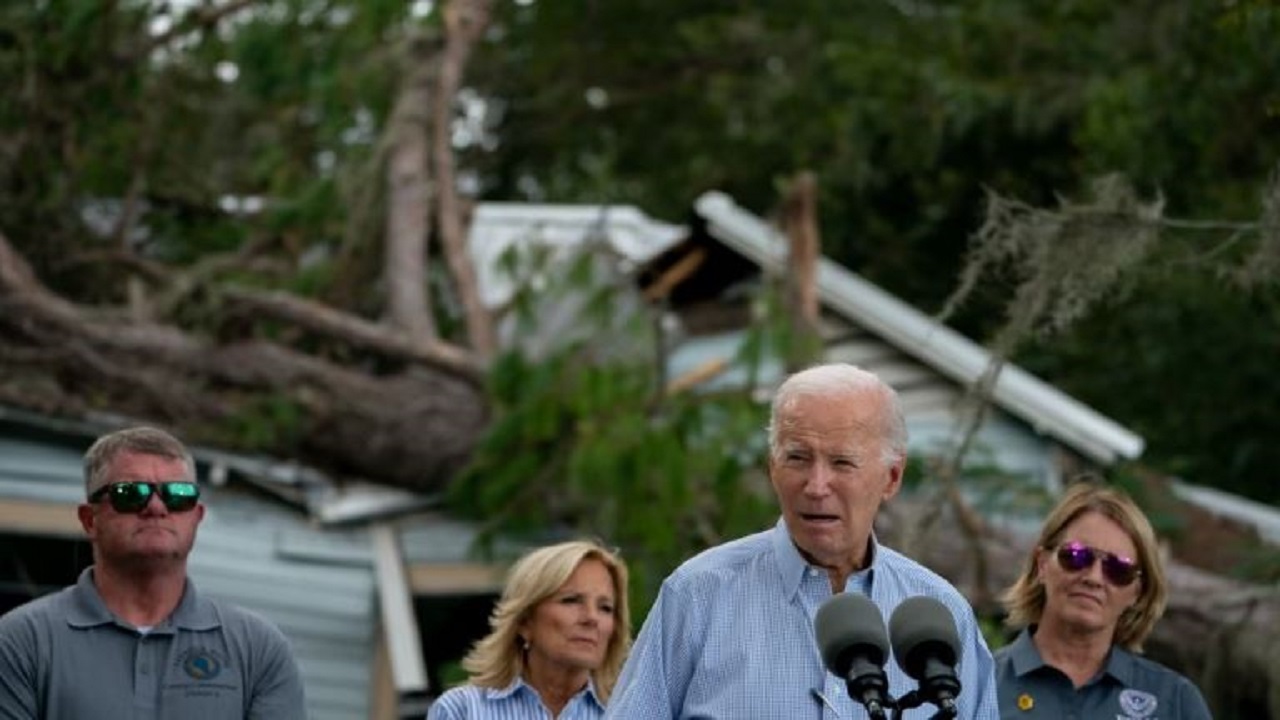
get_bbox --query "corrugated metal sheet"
[190,490,377,720]
[0,436,86,506]
[399,514,527,566]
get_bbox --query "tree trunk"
[779,170,823,370]
[781,170,820,334]
[0,233,487,492]
[434,0,496,359]
[384,32,440,341]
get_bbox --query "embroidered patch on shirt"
[1118,688,1158,719]
[177,647,227,680]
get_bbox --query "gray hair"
[83,426,196,498]
[767,363,908,466]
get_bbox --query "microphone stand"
[892,653,961,719]
[858,698,889,720]
[838,659,892,720]
[890,690,958,720]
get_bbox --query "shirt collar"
[1100,642,1140,685]
[485,677,530,700]
[488,676,605,711]
[66,567,114,628]
[770,517,881,598]
[1004,627,1048,677]
[66,566,220,633]
[1009,627,1135,685]
[771,517,808,597]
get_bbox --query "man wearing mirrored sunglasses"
[994,480,1211,719]
[0,426,306,719]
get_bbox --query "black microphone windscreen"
[888,596,960,680]
[814,593,889,675]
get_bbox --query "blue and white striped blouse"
[427,676,605,720]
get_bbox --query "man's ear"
[882,458,905,500]
[77,503,96,538]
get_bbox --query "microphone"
[888,596,962,718]
[814,593,892,720]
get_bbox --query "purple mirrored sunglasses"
[1052,541,1142,587]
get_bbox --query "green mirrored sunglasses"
[89,481,201,513]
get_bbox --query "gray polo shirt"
[0,567,306,720]
[994,627,1212,720]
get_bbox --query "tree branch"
[383,32,441,340]
[220,287,483,382]
[1,230,488,490]
[434,0,496,358]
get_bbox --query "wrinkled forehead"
[87,450,194,496]
[777,389,886,437]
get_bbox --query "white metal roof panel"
[695,190,1145,465]
[1171,480,1280,545]
[469,201,685,309]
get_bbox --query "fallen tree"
[0,0,499,492]
[0,232,487,492]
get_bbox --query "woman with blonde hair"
[428,539,631,719]
[994,480,1210,718]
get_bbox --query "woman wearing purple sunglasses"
[993,480,1212,719]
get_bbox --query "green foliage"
[447,240,780,613]
[468,2,1280,507]
[1021,265,1280,505]
[0,0,413,307]
[438,660,468,689]
[978,613,1011,653]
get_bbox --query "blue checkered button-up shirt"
[427,677,606,720]
[604,519,1000,719]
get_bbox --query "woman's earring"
[520,636,530,651]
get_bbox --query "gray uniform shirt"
[0,567,306,720]
[994,627,1212,720]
